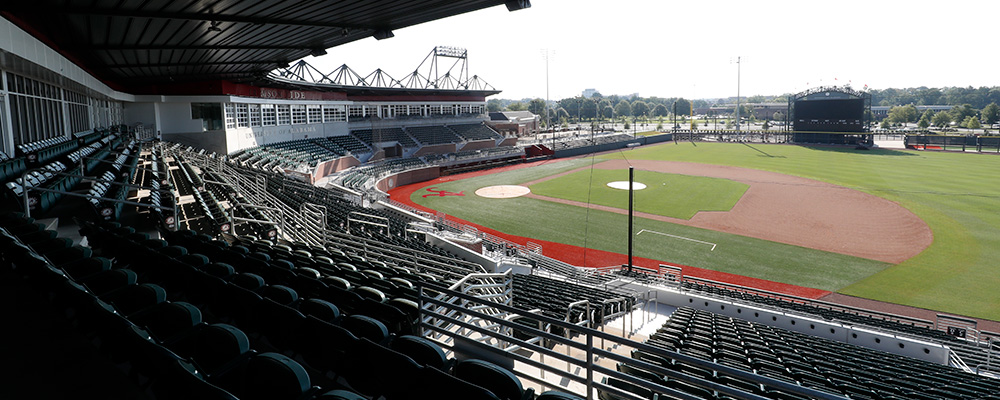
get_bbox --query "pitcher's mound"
[607,181,647,190]
[476,185,531,199]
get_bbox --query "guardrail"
[417,284,848,400]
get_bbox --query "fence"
[905,135,1000,152]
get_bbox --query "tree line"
[489,85,1000,130]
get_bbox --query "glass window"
[307,105,322,124]
[323,105,346,122]
[224,103,236,129]
[191,103,222,131]
[277,104,291,125]
[249,104,261,127]
[348,105,365,120]
[236,103,249,128]
[291,104,307,124]
[261,104,276,126]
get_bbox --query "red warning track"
[387,160,831,299]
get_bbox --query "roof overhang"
[0,0,525,91]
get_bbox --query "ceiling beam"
[106,60,286,68]
[91,44,313,50]
[5,6,378,30]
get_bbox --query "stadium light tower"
[541,49,554,147]
[734,56,742,138]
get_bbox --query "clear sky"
[304,0,999,101]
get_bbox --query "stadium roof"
[0,0,527,90]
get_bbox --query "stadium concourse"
[2,2,1000,400]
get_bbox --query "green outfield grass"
[613,142,1000,321]
[413,142,1000,321]
[529,169,748,219]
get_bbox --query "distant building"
[486,111,539,136]
[695,103,787,120]
[870,105,952,119]
[582,89,598,98]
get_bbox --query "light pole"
[541,49,553,143]
[734,56,742,139]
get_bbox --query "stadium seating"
[450,123,503,141]
[351,127,418,148]
[6,123,1000,400]
[406,125,462,145]
[620,306,1000,400]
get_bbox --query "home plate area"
[475,185,531,199]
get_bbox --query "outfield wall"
[375,166,441,192]
[552,133,672,158]
[905,134,1000,152]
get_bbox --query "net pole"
[628,166,634,271]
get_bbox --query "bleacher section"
[351,128,418,148]
[622,307,1000,400]
[228,138,345,172]
[450,123,503,141]
[339,157,429,190]
[552,133,635,150]
[1,212,544,400]
[512,274,635,326]
[317,135,370,154]
[406,125,461,145]
[681,279,1000,374]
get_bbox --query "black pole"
[628,166,634,271]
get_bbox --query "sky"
[303,0,1000,101]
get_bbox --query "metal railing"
[418,284,848,400]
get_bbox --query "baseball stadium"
[1,1,998,400]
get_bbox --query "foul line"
[636,229,717,251]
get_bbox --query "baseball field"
[399,141,1000,322]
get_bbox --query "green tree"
[762,120,771,130]
[963,116,981,129]
[673,98,692,116]
[888,104,918,124]
[528,98,546,116]
[486,98,503,112]
[917,113,930,129]
[880,119,891,130]
[580,98,597,120]
[982,102,1000,125]
[614,100,632,119]
[932,110,952,128]
[951,104,977,122]
[631,101,649,118]
[652,104,669,117]
[507,101,526,111]
[555,107,570,121]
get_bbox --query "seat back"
[343,338,422,398]
[454,359,528,400]
[341,314,389,345]
[240,353,312,400]
[417,366,501,400]
[159,359,239,400]
[192,323,253,378]
[390,335,450,370]
[106,283,167,316]
[298,298,340,323]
